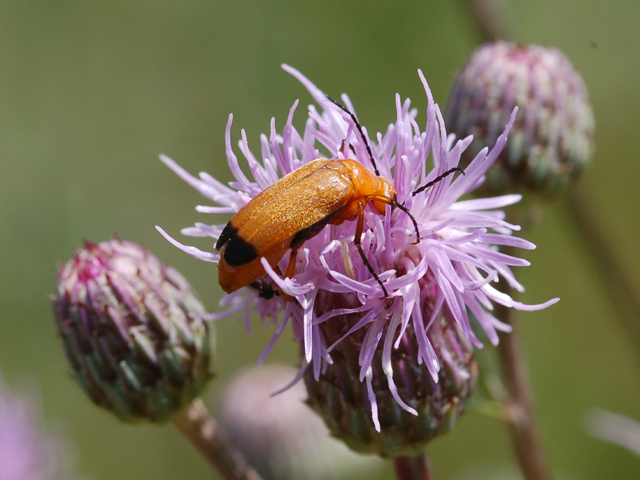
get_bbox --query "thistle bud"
[52,238,213,423]
[304,290,477,458]
[446,41,594,196]
[218,365,381,479]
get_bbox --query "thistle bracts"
[52,238,213,423]
[446,41,594,196]
[305,290,477,457]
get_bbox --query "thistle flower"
[52,238,213,423]
[446,41,594,196]
[218,365,381,480]
[0,374,83,480]
[159,65,558,455]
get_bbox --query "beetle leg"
[284,248,299,279]
[249,279,279,299]
[367,194,420,245]
[249,258,299,302]
[355,201,389,298]
[272,249,299,302]
[339,139,348,157]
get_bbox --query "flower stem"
[172,398,263,480]
[393,453,433,480]
[458,3,555,477]
[495,267,553,480]
[457,0,512,42]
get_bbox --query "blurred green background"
[1,1,639,479]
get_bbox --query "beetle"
[215,96,461,298]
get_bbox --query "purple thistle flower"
[158,66,558,447]
[0,375,82,480]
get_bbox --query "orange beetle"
[216,97,460,298]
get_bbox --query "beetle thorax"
[332,159,395,218]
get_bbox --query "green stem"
[457,2,555,477]
[172,398,263,480]
[393,453,432,480]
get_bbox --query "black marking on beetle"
[216,223,236,250]
[222,231,259,267]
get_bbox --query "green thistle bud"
[446,41,595,196]
[52,238,213,423]
[304,290,478,458]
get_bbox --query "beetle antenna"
[412,167,465,196]
[325,94,380,177]
[393,201,421,244]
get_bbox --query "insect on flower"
[215,96,461,298]
[158,65,560,440]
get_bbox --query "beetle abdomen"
[226,162,353,256]
[215,158,391,294]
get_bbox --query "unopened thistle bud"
[218,365,381,479]
[52,238,213,423]
[446,41,594,196]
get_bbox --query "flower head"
[0,374,82,480]
[218,364,381,479]
[52,238,213,423]
[159,66,558,452]
[446,41,595,196]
